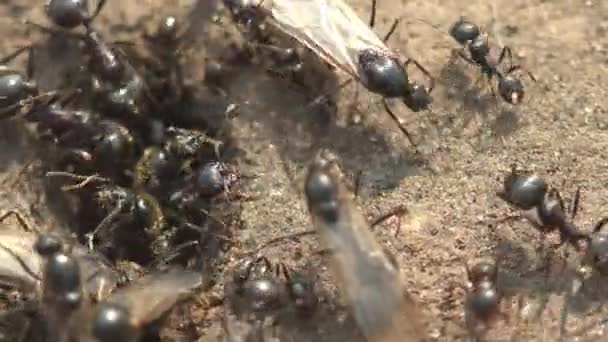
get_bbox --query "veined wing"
[306,158,425,342]
[0,229,41,289]
[267,0,394,79]
[106,269,203,326]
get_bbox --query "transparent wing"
[0,230,41,289]
[71,245,118,301]
[107,269,203,326]
[308,164,426,342]
[268,0,393,79]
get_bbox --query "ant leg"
[369,0,377,28]
[304,78,353,110]
[548,188,566,211]
[90,0,107,22]
[0,45,32,66]
[504,65,537,82]
[85,204,123,250]
[249,230,317,255]
[404,58,435,93]
[370,204,408,237]
[383,17,401,43]
[570,187,581,219]
[453,48,479,69]
[153,240,200,266]
[23,20,84,40]
[0,210,34,232]
[592,216,608,234]
[496,46,514,69]
[382,99,418,149]
[255,255,273,273]
[352,170,363,198]
[0,242,41,281]
[45,171,109,191]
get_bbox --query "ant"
[230,255,317,318]
[465,259,506,338]
[497,167,589,250]
[447,17,536,105]
[25,2,158,121]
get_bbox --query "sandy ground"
[0,0,608,341]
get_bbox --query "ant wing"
[266,0,395,81]
[105,268,203,326]
[0,229,41,290]
[307,162,426,342]
[70,246,118,301]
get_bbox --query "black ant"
[230,256,317,318]
[465,259,506,338]
[497,167,589,250]
[447,17,536,105]
[25,2,158,121]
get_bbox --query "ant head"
[499,169,546,210]
[305,160,340,224]
[498,75,525,104]
[196,162,228,197]
[403,82,432,112]
[156,16,179,41]
[224,0,265,29]
[449,17,481,45]
[45,0,89,29]
[0,72,38,109]
[35,234,63,257]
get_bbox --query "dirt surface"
[1,0,608,341]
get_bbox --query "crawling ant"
[465,259,506,337]
[497,167,590,250]
[26,3,158,121]
[447,17,536,105]
[230,256,317,318]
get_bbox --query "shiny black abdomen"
[357,49,408,98]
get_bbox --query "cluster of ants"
[0,0,263,341]
[0,0,580,341]
[0,0,254,266]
